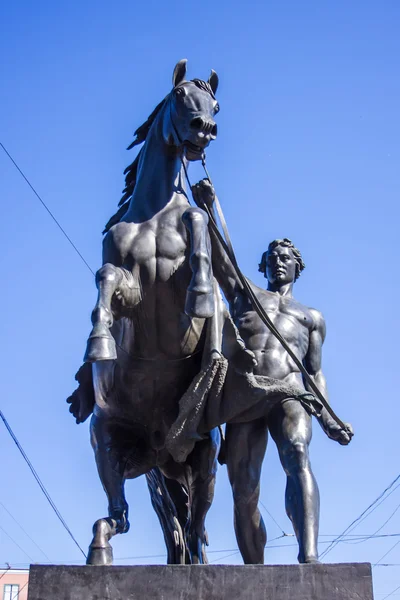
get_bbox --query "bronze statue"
[68,59,227,566]
[191,179,353,565]
[68,60,353,568]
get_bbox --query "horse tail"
[145,468,189,564]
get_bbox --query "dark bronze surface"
[68,62,353,569]
[28,563,373,600]
[69,60,223,566]
[192,179,353,564]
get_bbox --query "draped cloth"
[165,355,322,464]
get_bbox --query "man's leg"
[268,400,320,563]
[225,419,268,564]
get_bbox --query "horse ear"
[172,59,188,87]
[208,69,219,94]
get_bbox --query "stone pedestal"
[27,563,374,600]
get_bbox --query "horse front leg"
[182,207,215,319]
[87,414,130,566]
[85,263,123,362]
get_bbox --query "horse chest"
[127,224,187,282]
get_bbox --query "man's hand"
[191,178,215,209]
[320,417,354,446]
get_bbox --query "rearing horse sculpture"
[68,60,223,566]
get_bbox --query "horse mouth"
[184,141,205,162]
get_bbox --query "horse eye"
[214,103,220,114]
[175,87,186,98]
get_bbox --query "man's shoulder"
[244,278,272,299]
[308,307,326,337]
[230,278,272,314]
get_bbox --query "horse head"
[164,59,220,161]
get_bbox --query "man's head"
[258,238,305,285]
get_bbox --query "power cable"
[0,142,95,275]
[210,551,240,563]
[13,581,28,600]
[0,409,86,558]
[320,472,400,559]
[0,524,34,562]
[374,538,400,567]
[3,141,398,567]
[338,482,400,545]
[0,141,147,364]
[259,500,292,537]
[0,565,11,580]
[380,584,400,600]
[345,495,400,545]
[3,532,400,568]
[0,501,51,561]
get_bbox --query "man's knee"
[280,441,311,474]
[228,470,260,510]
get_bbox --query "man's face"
[266,245,297,285]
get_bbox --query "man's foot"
[303,558,321,564]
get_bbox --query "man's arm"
[304,309,353,445]
[191,179,242,305]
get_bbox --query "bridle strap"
[197,157,348,432]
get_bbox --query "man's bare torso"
[231,281,320,388]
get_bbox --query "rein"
[181,153,348,433]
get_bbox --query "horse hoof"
[84,329,117,362]
[185,290,215,319]
[86,545,113,566]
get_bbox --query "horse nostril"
[190,117,204,131]
[211,123,218,137]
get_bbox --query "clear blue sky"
[1,1,399,597]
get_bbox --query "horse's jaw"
[184,141,205,162]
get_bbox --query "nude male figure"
[192,179,353,565]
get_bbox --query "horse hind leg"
[182,207,215,319]
[85,263,123,362]
[186,428,220,564]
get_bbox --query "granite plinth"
[27,563,374,600]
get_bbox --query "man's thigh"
[225,419,268,488]
[268,399,312,448]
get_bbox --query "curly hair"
[258,238,306,281]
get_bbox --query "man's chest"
[232,291,313,337]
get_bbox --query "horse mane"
[103,96,167,233]
[103,80,214,234]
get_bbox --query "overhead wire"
[374,539,400,567]
[13,581,28,600]
[2,532,400,569]
[0,141,145,366]
[1,139,292,564]
[259,500,292,537]
[3,141,399,571]
[0,524,34,562]
[320,472,400,559]
[210,551,240,563]
[345,494,400,545]
[380,584,400,600]
[0,502,51,561]
[0,564,11,580]
[0,409,86,558]
[0,142,95,275]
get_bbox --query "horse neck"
[125,115,188,221]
